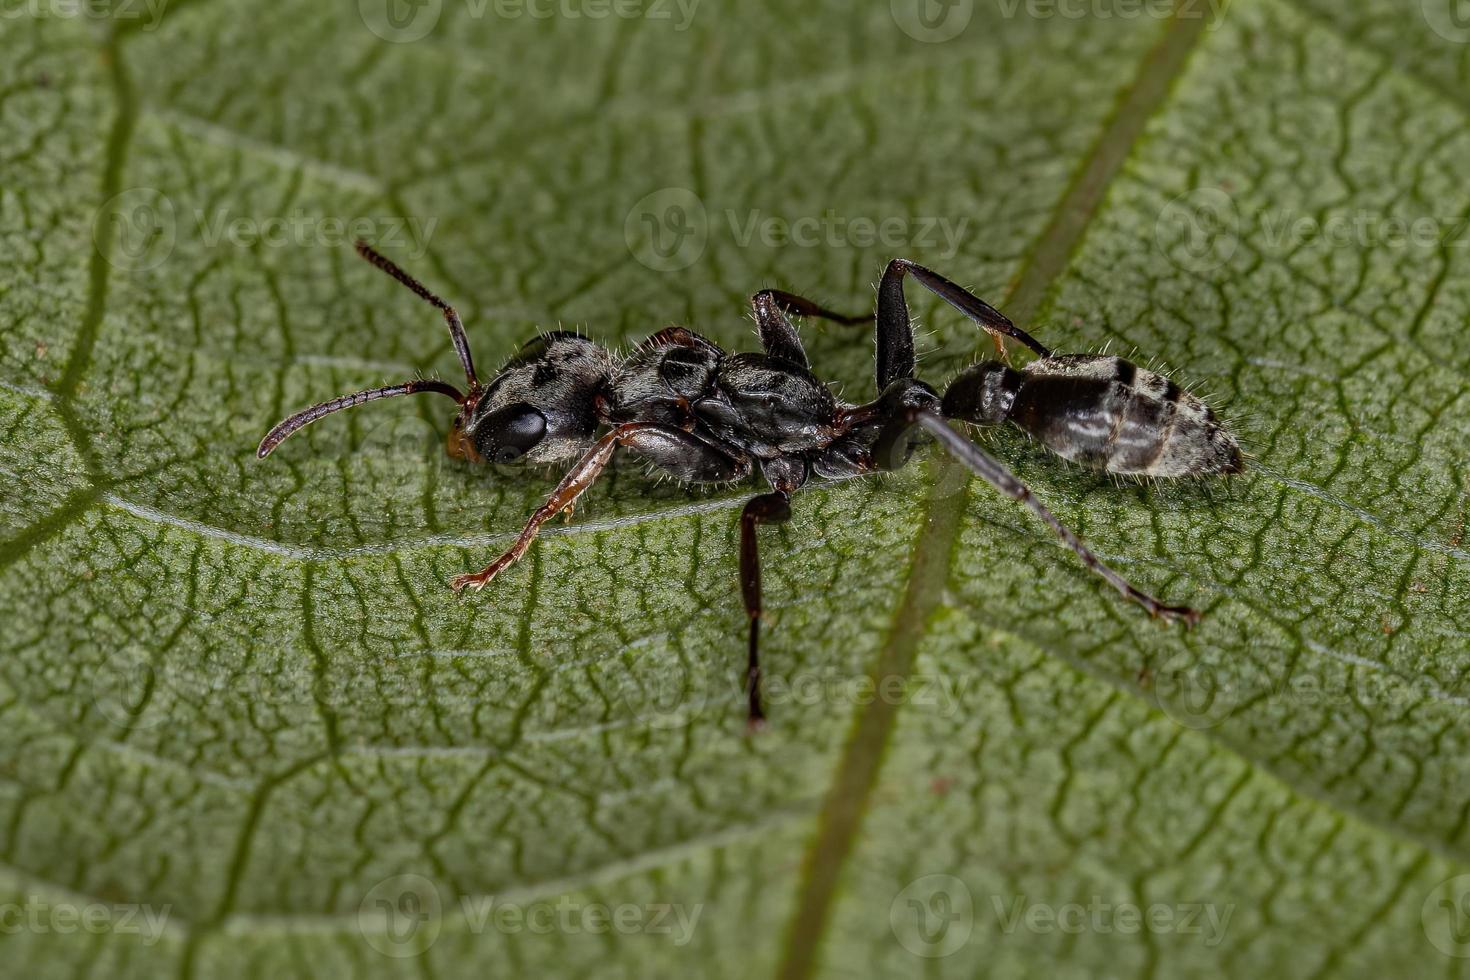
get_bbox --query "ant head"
[257,243,611,464]
[449,332,612,465]
[941,360,1020,424]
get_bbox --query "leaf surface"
[1,2,1468,977]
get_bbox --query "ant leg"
[750,290,874,369]
[630,325,723,358]
[451,424,747,593]
[880,258,1051,367]
[891,409,1201,625]
[753,289,873,326]
[624,428,752,484]
[753,280,927,396]
[739,490,792,729]
[751,293,810,368]
[450,427,635,594]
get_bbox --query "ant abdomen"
[948,354,1243,479]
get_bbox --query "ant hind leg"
[886,408,1201,625]
[879,258,1051,365]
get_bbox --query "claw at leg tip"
[450,575,481,595]
[1170,608,1203,628]
[1146,605,1201,628]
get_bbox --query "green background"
[3,0,1470,976]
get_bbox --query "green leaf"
[2,1,1468,976]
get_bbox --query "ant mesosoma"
[259,242,1243,728]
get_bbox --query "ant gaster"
[259,242,1243,728]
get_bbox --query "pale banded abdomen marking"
[1008,354,1241,478]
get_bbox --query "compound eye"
[474,403,547,463]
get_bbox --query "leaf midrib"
[776,8,1218,978]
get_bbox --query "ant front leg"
[449,426,637,594]
[753,277,916,395]
[759,280,914,392]
[452,424,749,593]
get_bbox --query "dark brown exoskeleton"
[259,244,1243,727]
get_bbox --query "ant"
[259,242,1243,728]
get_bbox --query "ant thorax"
[606,327,722,429]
